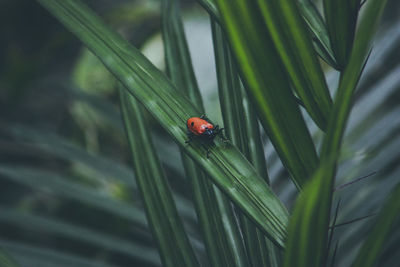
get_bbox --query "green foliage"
[0,0,398,266]
[161,1,249,266]
[37,0,289,248]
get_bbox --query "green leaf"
[197,0,338,71]
[119,87,199,267]
[352,182,400,267]
[161,1,249,266]
[215,0,319,189]
[283,160,335,267]
[0,240,117,267]
[297,0,338,69]
[4,125,197,225]
[0,247,19,267]
[323,0,361,69]
[0,165,147,229]
[212,20,280,266]
[321,0,388,161]
[256,0,333,131]
[241,84,282,267]
[37,0,289,248]
[7,125,137,187]
[162,0,204,107]
[194,0,219,23]
[0,206,160,266]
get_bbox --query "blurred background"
[0,0,399,266]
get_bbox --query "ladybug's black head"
[202,128,216,139]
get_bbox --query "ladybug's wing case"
[187,118,200,135]
[192,121,204,135]
[187,117,214,136]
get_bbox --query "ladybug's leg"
[202,141,211,158]
[215,125,228,141]
[198,139,211,158]
[185,132,195,144]
[214,125,222,132]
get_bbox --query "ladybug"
[185,115,225,158]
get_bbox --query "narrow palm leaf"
[321,0,388,160]
[212,20,279,266]
[298,0,338,69]
[194,0,219,23]
[240,84,282,266]
[323,0,361,69]
[119,87,199,267]
[283,161,335,267]
[256,0,333,131]
[198,0,338,70]
[37,0,289,247]
[216,0,319,189]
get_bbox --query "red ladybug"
[186,115,224,157]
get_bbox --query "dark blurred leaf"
[323,0,361,69]
[0,206,160,266]
[0,248,19,267]
[0,240,119,267]
[6,125,136,186]
[352,182,400,267]
[0,165,147,229]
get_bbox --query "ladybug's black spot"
[191,122,194,126]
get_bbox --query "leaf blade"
[215,0,319,189]
[323,0,361,69]
[321,0,388,160]
[256,0,333,131]
[119,87,199,267]
[283,161,335,267]
[212,20,280,266]
[298,0,338,69]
